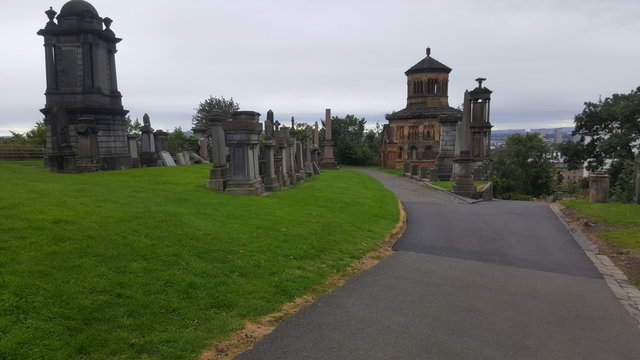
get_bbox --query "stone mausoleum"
[382,48,492,181]
[37,0,131,172]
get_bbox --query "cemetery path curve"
[235,169,640,360]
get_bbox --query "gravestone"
[159,151,176,166]
[205,112,230,191]
[223,111,265,196]
[154,130,169,154]
[320,109,338,170]
[140,113,158,167]
[262,110,281,191]
[128,134,140,168]
[453,91,478,197]
[589,171,609,203]
[189,151,209,164]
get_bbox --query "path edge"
[198,199,407,360]
[549,202,640,329]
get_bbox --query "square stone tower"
[37,0,131,172]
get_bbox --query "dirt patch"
[560,205,640,288]
[198,200,407,360]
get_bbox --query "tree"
[492,133,555,198]
[192,95,239,129]
[25,121,46,146]
[168,127,198,154]
[560,86,640,202]
[125,116,142,135]
[329,115,381,166]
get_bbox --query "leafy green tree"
[25,121,46,146]
[492,133,555,198]
[293,122,314,143]
[560,86,640,202]
[192,95,239,129]
[125,116,142,135]
[168,127,198,154]
[329,114,381,166]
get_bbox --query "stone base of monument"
[225,180,265,196]
[295,172,306,183]
[206,166,230,191]
[140,152,158,167]
[263,176,281,192]
[320,161,339,170]
[452,176,477,197]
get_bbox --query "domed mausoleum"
[382,49,492,181]
[37,0,131,172]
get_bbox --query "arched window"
[409,146,417,160]
[397,147,403,159]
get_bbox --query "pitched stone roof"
[385,105,462,120]
[405,56,452,76]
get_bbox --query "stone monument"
[452,90,477,197]
[205,112,231,191]
[139,113,158,167]
[38,0,131,172]
[320,109,338,170]
[589,171,610,203]
[262,110,281,191]
[223,111,265,196]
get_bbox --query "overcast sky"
[2,0,639,136]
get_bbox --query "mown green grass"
[562,200,640,251]
[0,161,399,359]
[376,168,403,176]
[430,181,486,190]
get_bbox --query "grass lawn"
[376,168,403,176]
[562,199,640,284]
[430,181,486,191]
[0,161,399,359]
[562,200,640,250]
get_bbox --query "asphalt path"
[236,169,640,359]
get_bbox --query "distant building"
[381,49,492,181]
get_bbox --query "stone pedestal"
[262,140,281,192]
[304,141,314,177]
[205,112,231,191]
[295,141,306,182]
[589,171,610,203]
[437,115,460,180]
[223,111,265,196]
[154,130,169,154]
[128,134,140,168]
[320,109,338,170]
[453,151,477,197]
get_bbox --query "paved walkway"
[236,170,640,359]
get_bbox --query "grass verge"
[0,161,399,359]
[561,199,640,287]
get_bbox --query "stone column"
[262,110,281,192]
[222,111,265,196]
[320,108,338,170]
[589,171,610,203]
[304,139,314,177]
[205,112,231,191]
